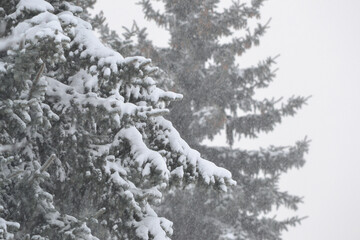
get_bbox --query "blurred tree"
[0,0,234,239]
[92,0,310,239]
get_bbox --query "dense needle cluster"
[93,0,310,239]
[0,1,235,239]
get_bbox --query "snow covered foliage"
[92,0,310,239]
[163,142,309,240]
[137,0,309,145]
[0,1,235,239]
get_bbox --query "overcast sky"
[94,1,360,239]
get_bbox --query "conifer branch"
[40,154,56,173]
[92,207,106,219]
[7,170,24,179]
[28,63,45,100]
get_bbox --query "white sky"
[94,1,360,239]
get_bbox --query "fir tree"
[93,0,310,239]
[0,1,234,239]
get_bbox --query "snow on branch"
[153,117,236,191]
[119,126,170,180]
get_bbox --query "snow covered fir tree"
[0,0,236,239]
[92,0,310,239]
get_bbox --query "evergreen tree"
[93,0,310,239]
[0,1,234,239]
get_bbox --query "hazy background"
[94,1,360,239]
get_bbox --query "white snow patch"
[9,0,54,19]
